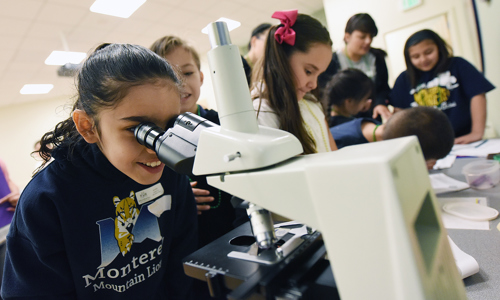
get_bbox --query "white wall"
[0,97,71,188]
[475,0,500,138]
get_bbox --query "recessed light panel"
[90,0,147,18]
[20,84,54,95]
[45,51,87,66]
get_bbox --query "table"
[431,157,500,300]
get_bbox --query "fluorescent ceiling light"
[202,17,241,34]
[90,0,147,18]
[20,84,54,95]
[45,51,87,66]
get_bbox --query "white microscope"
[135,22,467,300]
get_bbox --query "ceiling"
[0,0,324,108]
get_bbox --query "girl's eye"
[184,72,193,77]
[127,126,136,133]
[305,69,312,75]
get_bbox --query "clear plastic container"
[462,160,500,189]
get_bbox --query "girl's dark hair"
[248,23,272,50]
[345,13,378,37]
[404,29,453,87]
[325,68,373,112]
[253,14,332,154]
[35,43,181,171]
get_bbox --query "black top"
[241,56,252,86]
[2,140,197,299]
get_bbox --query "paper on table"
[450,139,500,157]
[447,235,479,279]
[429,173,469,194]
[433,155,457,170]
[437,197,490,230]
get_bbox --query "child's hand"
[372,104,392,121]
[0,192,20,212]
[190,181,214,215]
[454,132,483,145]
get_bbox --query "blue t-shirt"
[330,118,380,149]
[389,57,495,137]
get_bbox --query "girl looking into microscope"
[2,44,197,299]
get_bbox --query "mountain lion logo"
[113,191,139,256]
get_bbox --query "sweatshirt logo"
[114,191,139,256]
[83,185,172,292]
[95,184,171,268]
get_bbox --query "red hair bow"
[272,9,298,46]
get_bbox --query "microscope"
[135,22,467,300]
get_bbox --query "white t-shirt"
[336,47,377,80]
[253,97,331,153]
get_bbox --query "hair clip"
[272,10,298,46]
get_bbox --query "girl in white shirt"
[252,10,337,153]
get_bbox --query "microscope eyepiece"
[132,112,219,176]
[134,122,164,150]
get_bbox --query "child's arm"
[0,160,20,211]
[454,93,487,144]
[326,120,338,151]
[361,121,384,142]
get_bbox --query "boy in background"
[331,107,454,169]
[150,36,243,248]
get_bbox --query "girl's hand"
[190,181,213,215]
[0,192,20,212]
[454,132,483,145]
[372,104,392,121]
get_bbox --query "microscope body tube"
[206,22,258,134]
[206,21,275,250]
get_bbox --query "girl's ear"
[344,32,351,44]
[199,70,204,86]
[249,35,259,50]
[73,109,98,143]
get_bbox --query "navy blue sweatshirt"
[1,140,197,299]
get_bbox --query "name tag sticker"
[136,183,164,205]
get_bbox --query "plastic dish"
[443,202,499,221]
[462,160,500,189]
